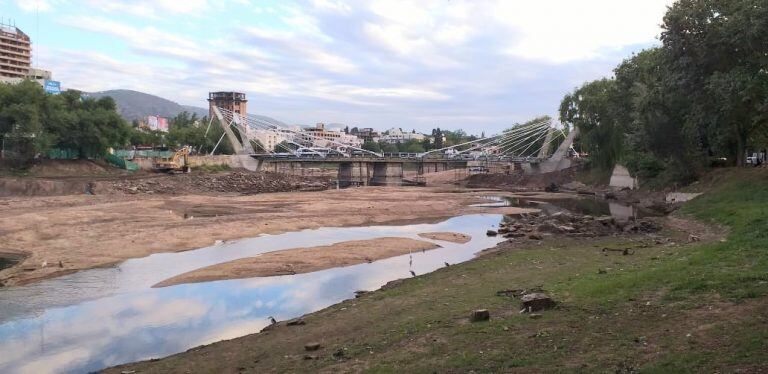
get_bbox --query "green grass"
[559,169,768,306]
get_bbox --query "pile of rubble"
[103,171,332,195]
[487,211,661,240]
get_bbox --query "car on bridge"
[296,148,332,158]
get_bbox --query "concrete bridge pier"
[371,162,404,186]
[338,161,372,186]
[419,161,449,174]
[289,161,309,176]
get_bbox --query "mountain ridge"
[85,89,286,126]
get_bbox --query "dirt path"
[154,237,439,287]
[0,186,514,286]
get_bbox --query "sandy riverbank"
[417,232,471,243]
[0,186,536,286]
[154,237,440,287]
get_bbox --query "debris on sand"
[106,171,332,195]
[493,211,662,243]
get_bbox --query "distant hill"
[85,89,286,126]
[86,90,194,121]
[181,105,210,118]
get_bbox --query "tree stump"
[470,309,490,322]
[520,293,555,312]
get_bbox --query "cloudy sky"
[3,0,673,133]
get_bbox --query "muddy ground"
[0,184,521,286]
[1,158,570,287]
[0,164,333,198]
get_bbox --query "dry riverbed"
[0,186,530,286]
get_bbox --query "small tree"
[362,140,381,153]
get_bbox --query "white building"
[249,129,287,152]
[298,123,363,149]
[246,123,369,152]
[380,128,426,144]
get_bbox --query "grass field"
[110,169,768,373]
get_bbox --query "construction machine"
[153,146,191,173]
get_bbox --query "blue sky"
[1,0,673,133]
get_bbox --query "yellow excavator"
[153,146,191,173]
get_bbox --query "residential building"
[0,21,30,81]
[0,21,59,93]
[249,129,286,152]
[298,123,363,149]
[380,127,426,144]
[350,127,380,143]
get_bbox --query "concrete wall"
[129,155,237,170]
[338,162,372,186]
[609,164,638,189]
[188,155,238,168]
[371,162,404,186]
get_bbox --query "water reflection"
[476,195,653,221]
[0,214,504,373]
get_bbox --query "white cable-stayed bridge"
[210,106,578,186]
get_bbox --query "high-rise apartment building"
[0,21,31,81]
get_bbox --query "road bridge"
[252,156,469,186]
[211,106,579,186]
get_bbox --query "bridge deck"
[252,155,541,163]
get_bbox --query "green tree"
[661,0,768,166]
[431,128,443,149]
[0,81,49,162]
[46,91,131,158]
[362,140,381,153]
[559,79,623,170]
[397,139,425,153]
[380,142,398,153]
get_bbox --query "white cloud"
[240,26,358,74]
[311,0,352,14]
[13,0,65,12]
[59,16,201,61]
[495,0,674,63]
[83,0,211,17]
[30,0,674,132]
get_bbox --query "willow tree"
[559,79,623,170]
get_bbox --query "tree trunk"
[735,132,746,167]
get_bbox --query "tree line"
[0,81,233,167]
[359,128,481,154]
[560,0,767,185]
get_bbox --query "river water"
[0,214,506,373]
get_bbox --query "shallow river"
[0,194,646,373]
[0,214,506,373]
